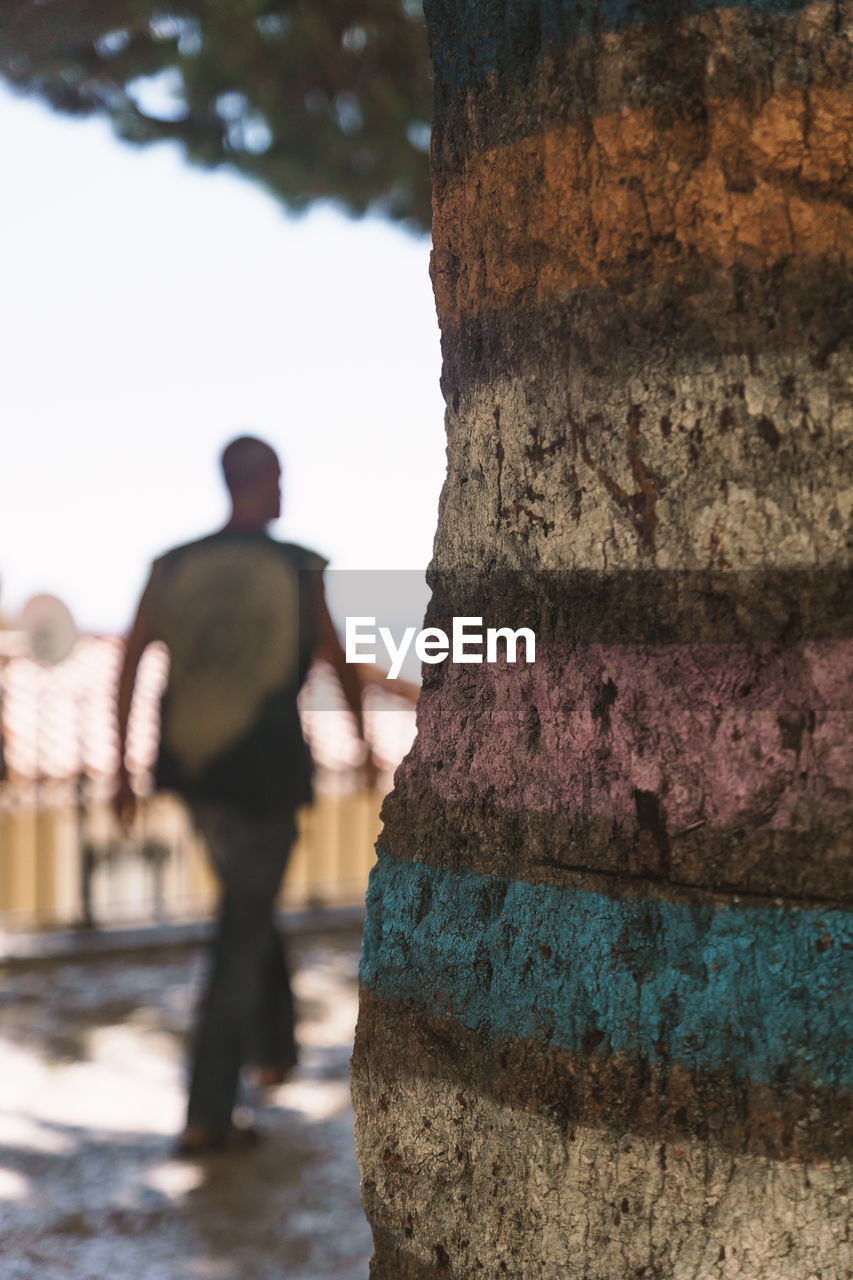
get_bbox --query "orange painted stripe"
[431,86,853,329]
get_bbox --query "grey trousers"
[187,802,298,1137]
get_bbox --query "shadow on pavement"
[0,928,373,1280]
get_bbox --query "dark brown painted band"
[379,786,853,907]
[428,0,850,149]
[355,988,853,1165]
[430,2,852,167]
[436,268,853,408]
[421,567,853,646]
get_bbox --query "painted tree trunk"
[352,0,853,1275]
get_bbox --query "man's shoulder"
[271,539,329,575]
[151,533,328,576]
[151,533,220,571]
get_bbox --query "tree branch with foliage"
[0,0,433,229]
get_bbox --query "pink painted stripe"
[411,640,853,831]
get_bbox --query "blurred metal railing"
[0,631,414,934]
[0,780,384,932]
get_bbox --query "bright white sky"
[0,81,446,635]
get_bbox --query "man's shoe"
[173,1122,260,1158]
[246,1060,297,1090]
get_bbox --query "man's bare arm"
[311,585,382,783]
[113,599,152,829]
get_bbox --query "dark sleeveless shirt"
[139,531,326,816]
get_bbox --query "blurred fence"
[0,633,415,933]
[0,784,383,931]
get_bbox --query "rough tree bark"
[352,0,853,1275]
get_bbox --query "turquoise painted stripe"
[426,0,818,98]
[361,850,853,1092]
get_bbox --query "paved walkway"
[0,927,373,1279]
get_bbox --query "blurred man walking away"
[113,435,378,1154]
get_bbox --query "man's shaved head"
[220,435,280,496]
